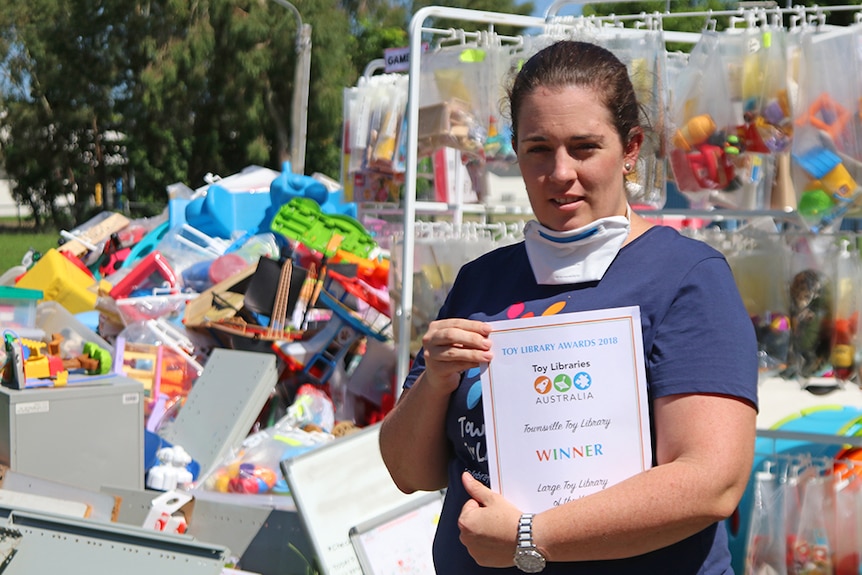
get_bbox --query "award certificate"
[480,306,651,513]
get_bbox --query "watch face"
[515,549,547,573]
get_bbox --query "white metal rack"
[394,1,862,386]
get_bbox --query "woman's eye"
[568,144,599,156]
[525,145,550,154]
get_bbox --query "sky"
[530,0,557,18]
[529,0,583,19]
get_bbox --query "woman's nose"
[549,148,576,182]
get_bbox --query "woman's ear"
[624,128,644,168]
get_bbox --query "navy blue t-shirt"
[403,225,758,574]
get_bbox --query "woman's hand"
[421,319,493,395]
[458,471,522,568]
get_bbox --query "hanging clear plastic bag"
[706,23,788,210]
[790,473,833,575]
[726,227,792,378]
[783,234,836,383]
[194,421,332,501]
[831,447,862,574]
[829,238,862,384]
[745,463,787,575]
[783,464,804,575]
[668,29,739,208]
[416,42,488,159]
[388,225,500,355]
[791,23,862,230]
[482,40,520,169]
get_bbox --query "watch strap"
[517,513,535,549]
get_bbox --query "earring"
[624,162,632,172]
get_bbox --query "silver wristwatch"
[514,513,547,573]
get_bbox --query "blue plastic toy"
[121,221,171,270]
[185,184,273,239]
[264,161,358,223]
[184,162,358,239]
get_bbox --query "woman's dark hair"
[507,40,641,148]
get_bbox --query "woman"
[379,40,758,574]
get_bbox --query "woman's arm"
[458,391,757,565]
[379,318,493,494]
[535,392,756,560]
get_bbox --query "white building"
[0,167,26,218]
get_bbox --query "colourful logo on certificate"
[533,372,593,398]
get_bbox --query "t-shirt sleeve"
[647,255,759,410]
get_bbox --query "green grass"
[0,232,61,276]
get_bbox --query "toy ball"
[253,467,278,489]
[769,314,790,332]
[255,478,270,493]
[228,476,261,494]
[227,460,242,477]
[797,189,833,217]
[239,477,260,493]
[214,474,232,493]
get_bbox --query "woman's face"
[516,84,638,232]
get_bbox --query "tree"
[126,0,355,203]
[0,0,359,224]
[347,0,409,78]
[0,0,132,229]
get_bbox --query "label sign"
[383,44,427,73]
[16,401,49,415]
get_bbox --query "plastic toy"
[185,183,274,239]
[117,342,162,398]
[114,326,201,414]
[201,424,331,496]
[292,242,389,290]
[267,161,357,221]
[752,312,790,375]
[830,315,857,381]
[2,332,26,389]
[673,114,717,151]
[270,197,379,260]
[484,116,517,165]
[18,337,65,381]
[797,189,834,217]
[796,93,852,144]
[793,147,857,201]
[0,286,43,329]
[1,331,112,389]
[274,270,390,421]
[146,445,194,491]
[96,232,133,277]
[670,144,736,191]
[68,340,113,375]
[56,211,130,259]
[109,250,177,299]
[120,220,170,270]
[15,248,98,314]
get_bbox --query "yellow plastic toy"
[15,249,97,314]
[673,114,717,151]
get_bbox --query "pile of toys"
[0,161,396,497]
